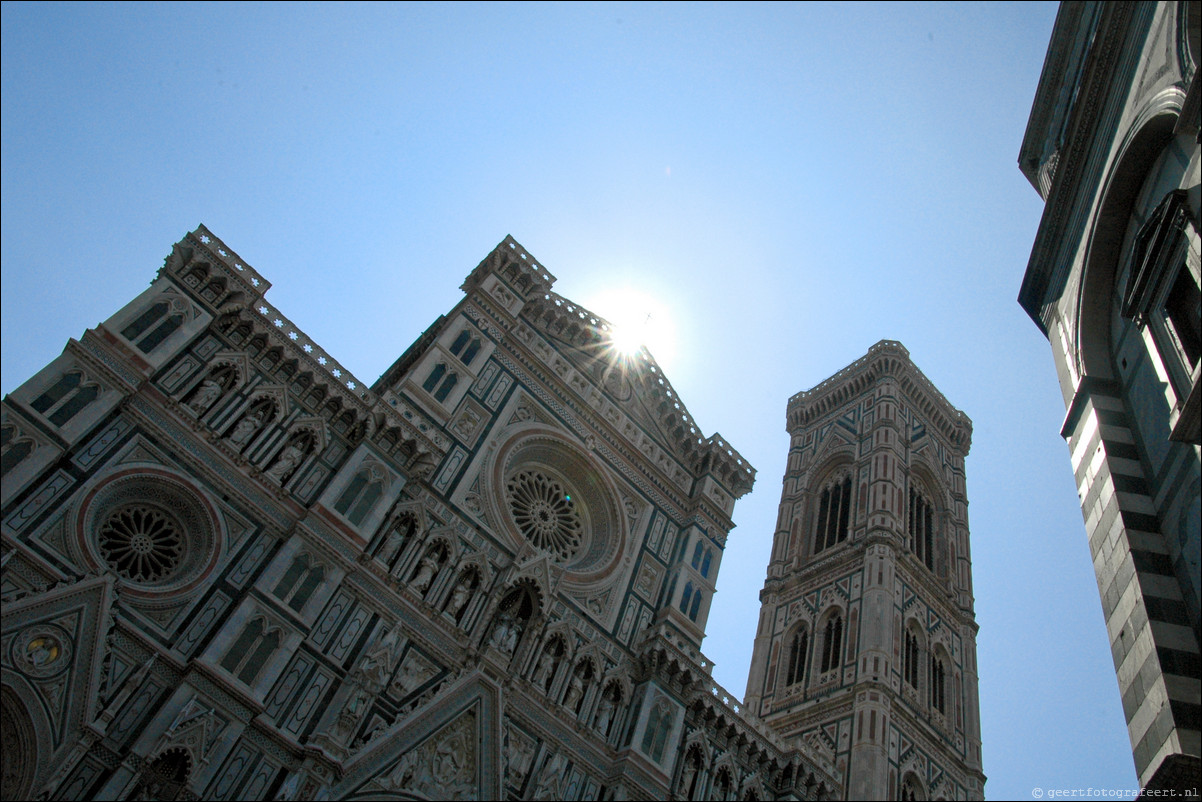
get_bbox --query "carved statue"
[531,645,556,688]
[563,666,585,711]
[265,443,304,483]
[378,527,405,565]
[680,758,698,797]
[228,409,264,446]
[187,378,223,414]
[445,576,472,619]
[411,551,439,594]
[594,692,615,735]
[488,611,520,654]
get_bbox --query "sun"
[588,286,677,365]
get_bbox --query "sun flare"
[588,286,677,365]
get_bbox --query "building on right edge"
[744,341,984,801]
[1017,1,1201,792]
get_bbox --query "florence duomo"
[1,224,983,801]
[2,2,1199,801]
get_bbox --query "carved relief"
[372,709,477,800]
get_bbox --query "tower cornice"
[786,340,972,454]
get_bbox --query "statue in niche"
[228,409,264,446]
[563,665,585,711]
[594,690,615,735]
[680,757,699,797]
[265,442,304,483]
[444,575,473,620]
[377,526,405,565]
[411,550,440,594]
[488,610,520,655]
[531,644,557,689]
[186,378,223,414]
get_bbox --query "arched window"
[930,652,947,715]
[31,371,80,413]
[785,627,809,686]
[121,301,169,342]
[422,363,447,393]
[680,581,694,614]
[1,425,35,477]
[461,338,481,365]
[449,330,471,357]
[819,613,843,675]
[900,772,924,802]
[129,747,192,801]
[689,540,715,579]
[688,589,703,622]
[640,699,673,763]
[434,372,458,403]
[904,628,921,691]
[273,552,325,612]
[31,371,101,427]
[814,475,852,554]
[908,487,935,571]
[714,768,733,800]
[220,618,281,686]
[334,466,385,527]
[122,300,184,353]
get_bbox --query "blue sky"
[2,2,1138,799]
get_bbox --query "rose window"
[98,505,185,582]
[506,470,584,561]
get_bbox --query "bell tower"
[744,341,985,801]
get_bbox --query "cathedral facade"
[1,227,978,800]
[1017,1,1200,791]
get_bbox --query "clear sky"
[1,2,1139,799]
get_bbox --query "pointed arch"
[816,606,845,676]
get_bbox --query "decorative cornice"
[786,340,972,454]
[1017,2,1147,333]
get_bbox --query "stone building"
[1017,0,1201,792]
[1,227,981,800]
[744,342,985,801]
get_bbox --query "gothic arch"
[778,620,812,691]
[807,457,856,558]
[899,770,927,801]
[1,680,45,801]
[1077,89,1186,382]
[902,617,928,699]
[814,605,846,679]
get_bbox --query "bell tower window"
[908,487,935,571]
[814,475,852,554]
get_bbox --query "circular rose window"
[98,505,185,582]
[488,428,627,582]
[78,470,220,594]
[506,470,584,561]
